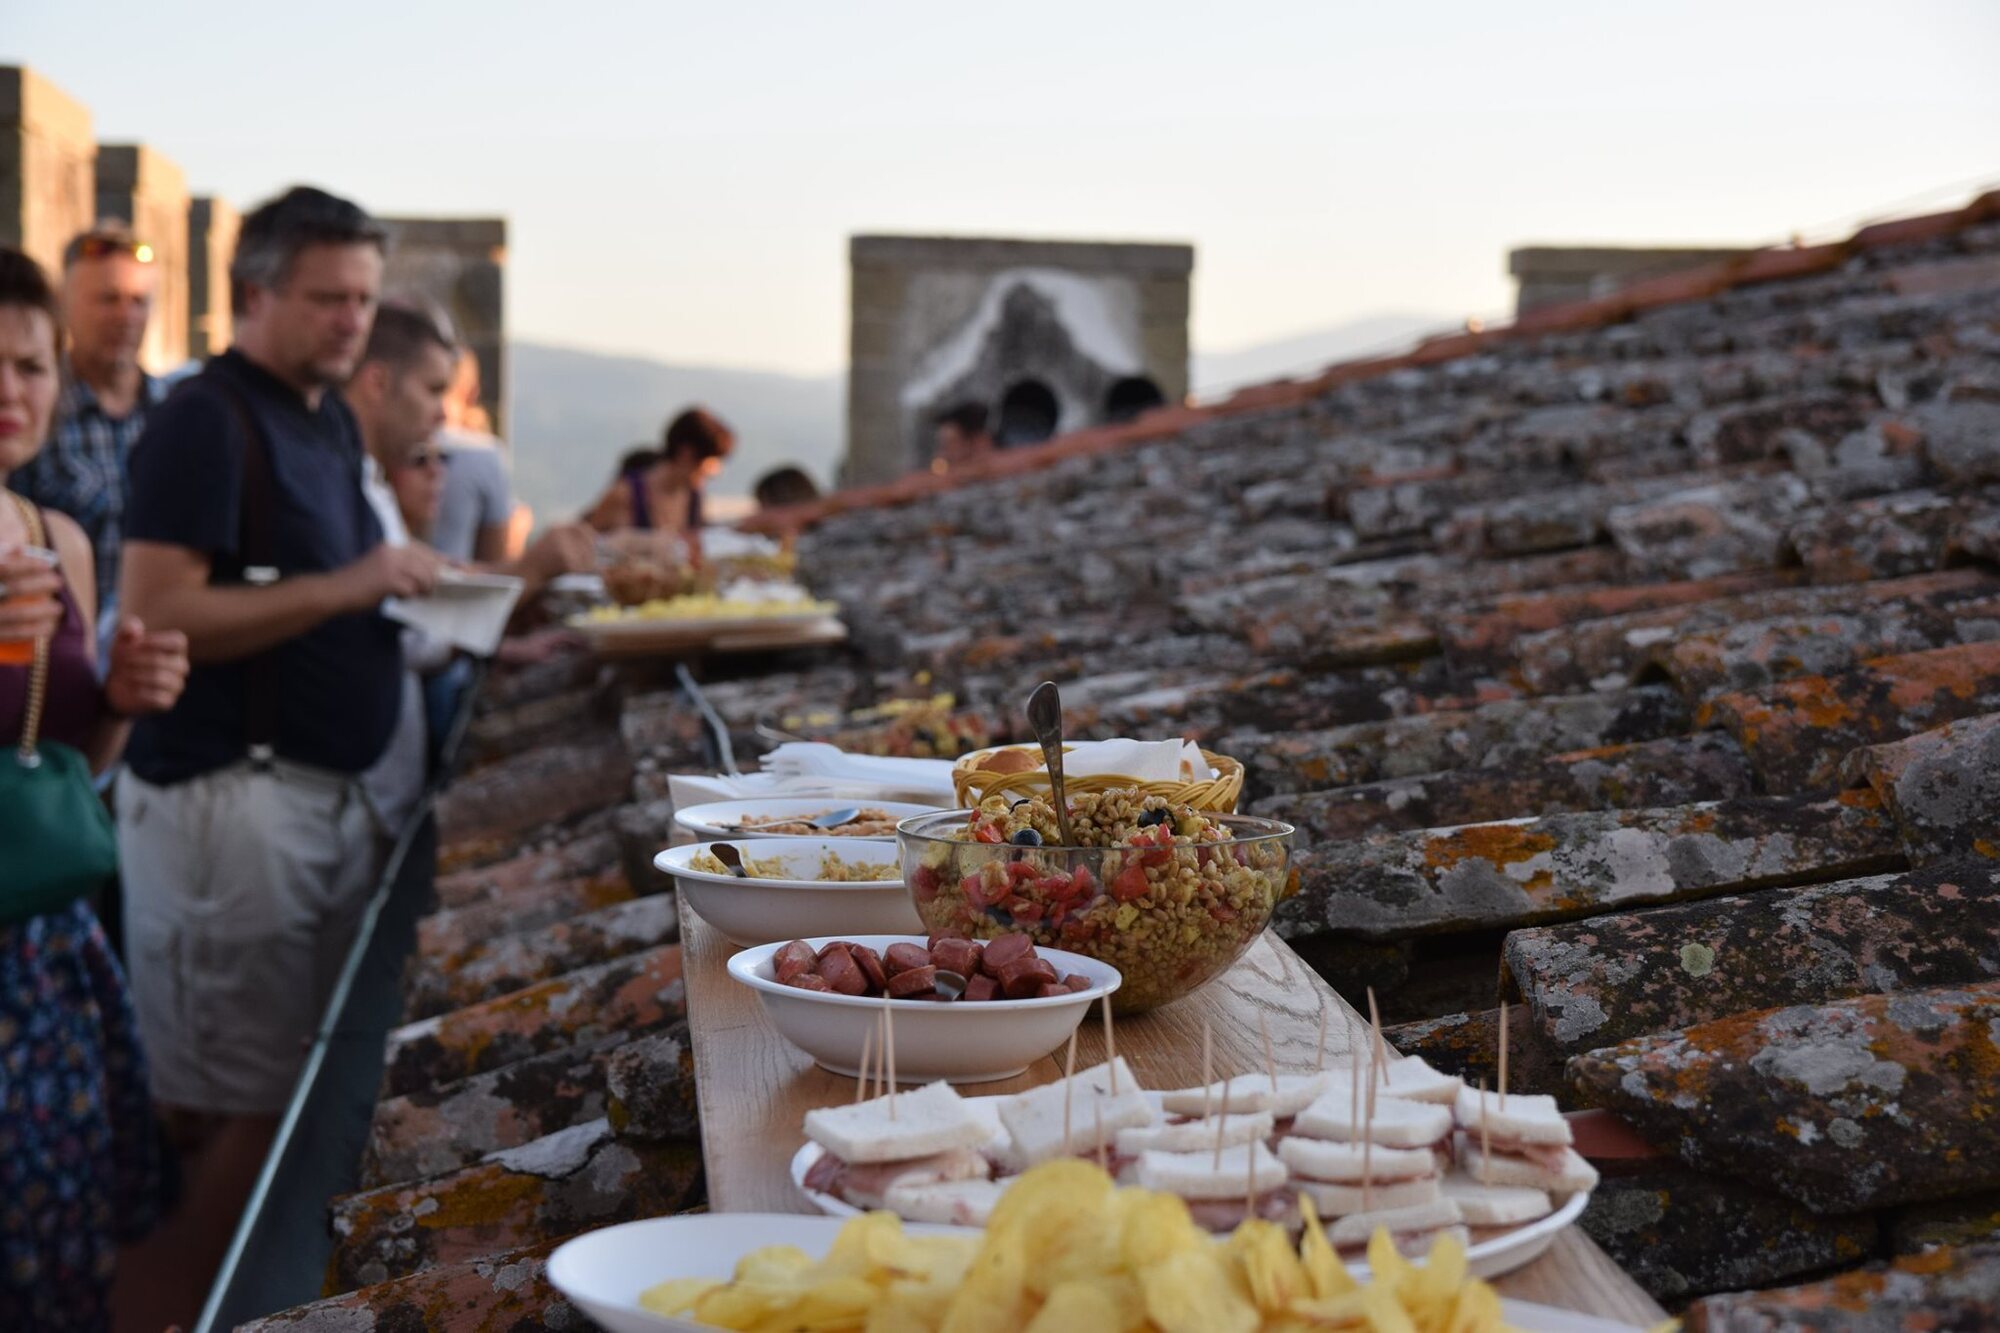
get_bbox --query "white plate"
[546,1213,974,1333]
[657,841,924,946]
[731,934,1121,1083]
[790,1093,1593,1283]
[548,1211,1637,1333]
[672,798,939,840]
[573,607,835,638]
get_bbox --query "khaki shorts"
[119,760,385,1115]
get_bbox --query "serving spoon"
[719,806,862,834]
[707,843,750,878]
[1026,681,1077,845]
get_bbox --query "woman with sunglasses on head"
[0,246,191,1331]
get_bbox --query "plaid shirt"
[6,362,167,604]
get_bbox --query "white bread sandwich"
[1293,1089,1454,1149]
[1456,1134,1599,1196]
[1157,1071,1333,1119]
[883,1177,1008,1227]
[800,1081,994,1210]
[1116,1110,1274,1156]
[804,1080,989,1162]
[1452,1087,1598,1195]
[997,1057,1155,1166]
[1278,1136,1441,1216]
[1134,1139,1290,1200]
[1453,1087,1573,1145]
[1378,1056,1464,1105]
[1438,1175,1554,1225]
[1326,1197,1468,1252]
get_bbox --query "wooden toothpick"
[1094,1095,1107,1172]
[1362,1034,1378,1212]
[1102,996,1119,1093]
[1201,1019,1214,1122]
[1246,1129,1257,1218]
[1315,1005,1330,1073]
[1212,1076,1234,1171]
[1498,1001,1510,1113]
[883,993,898,1119]
[1478,1076,1492,1186]
[855,1024,875,1106]
[1062,1026,1078,1157]
[1348,1012,1362,1131]
[1259,1011,1278,1097]
[1367,987,1389,1079]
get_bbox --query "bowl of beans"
[726,932,1121,1083]
[898,792,1296,1014]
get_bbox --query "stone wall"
[845,234,1193,484]
[0,66,94,278]
[96,143,190,372]
[1509,246,1754,315]
[382,216,508,435]
[187,195,238,359]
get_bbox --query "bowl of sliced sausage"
[726,932,1121,1084]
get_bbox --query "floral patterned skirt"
[0,900,168,1332]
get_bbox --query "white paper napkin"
[1062,738,1213,782]
[384,571,524,656]
[757,741,960,805]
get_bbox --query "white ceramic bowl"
[672,798,940,840]
[656,840,924,947]
[727,933,1121,1084]
[547,1213,975,1333]
[546,1210,1634,1333]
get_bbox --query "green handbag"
[0,496,118,926]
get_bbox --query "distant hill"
[505,312,1455,522]
[507,341,843,524]
[1191,313,1454,399]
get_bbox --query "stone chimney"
[846,235,1193,485]
[187,195,239,359]
[95,143,190,372]
[0,67,95,277]
[1509,245,1755,316]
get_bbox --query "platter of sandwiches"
[789,1048,1597,1280]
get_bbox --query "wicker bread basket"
[950,744,1245,813]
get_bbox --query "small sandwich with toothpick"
[1451,1001,1597,1199]
[800,1081,993,1212]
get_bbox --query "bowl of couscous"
[896,792,1296,1014]
[656,838,924,946]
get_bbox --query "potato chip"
[1296,1195,1356,1302]
[1023,1277,1128,1333]
[1359,1281,1420,1333]
[1115,1188,1206,1271]
[1403,1231,1468,1326]
[1365,1228,1413,1297]
[638,1275,720,1315]
[1285,1292,1368,1328]
[1443,1278,1504,1333]
[1140,1246,1261,1333]
[734,1243,816,1286]
[939,1224,1033,1333]
[1227,1219,1309,1314]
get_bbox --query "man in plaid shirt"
[6,223,167,637]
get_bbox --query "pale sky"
[10,1,1999,377]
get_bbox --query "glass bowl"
[897,806,1296,1014]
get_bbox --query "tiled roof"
[247,194,2000,1327]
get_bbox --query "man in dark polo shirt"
[116,187,443,1195]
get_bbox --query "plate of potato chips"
[548,1160,1644,1332]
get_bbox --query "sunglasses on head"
[69,235,155,264]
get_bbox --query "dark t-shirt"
[123,350,401,784]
